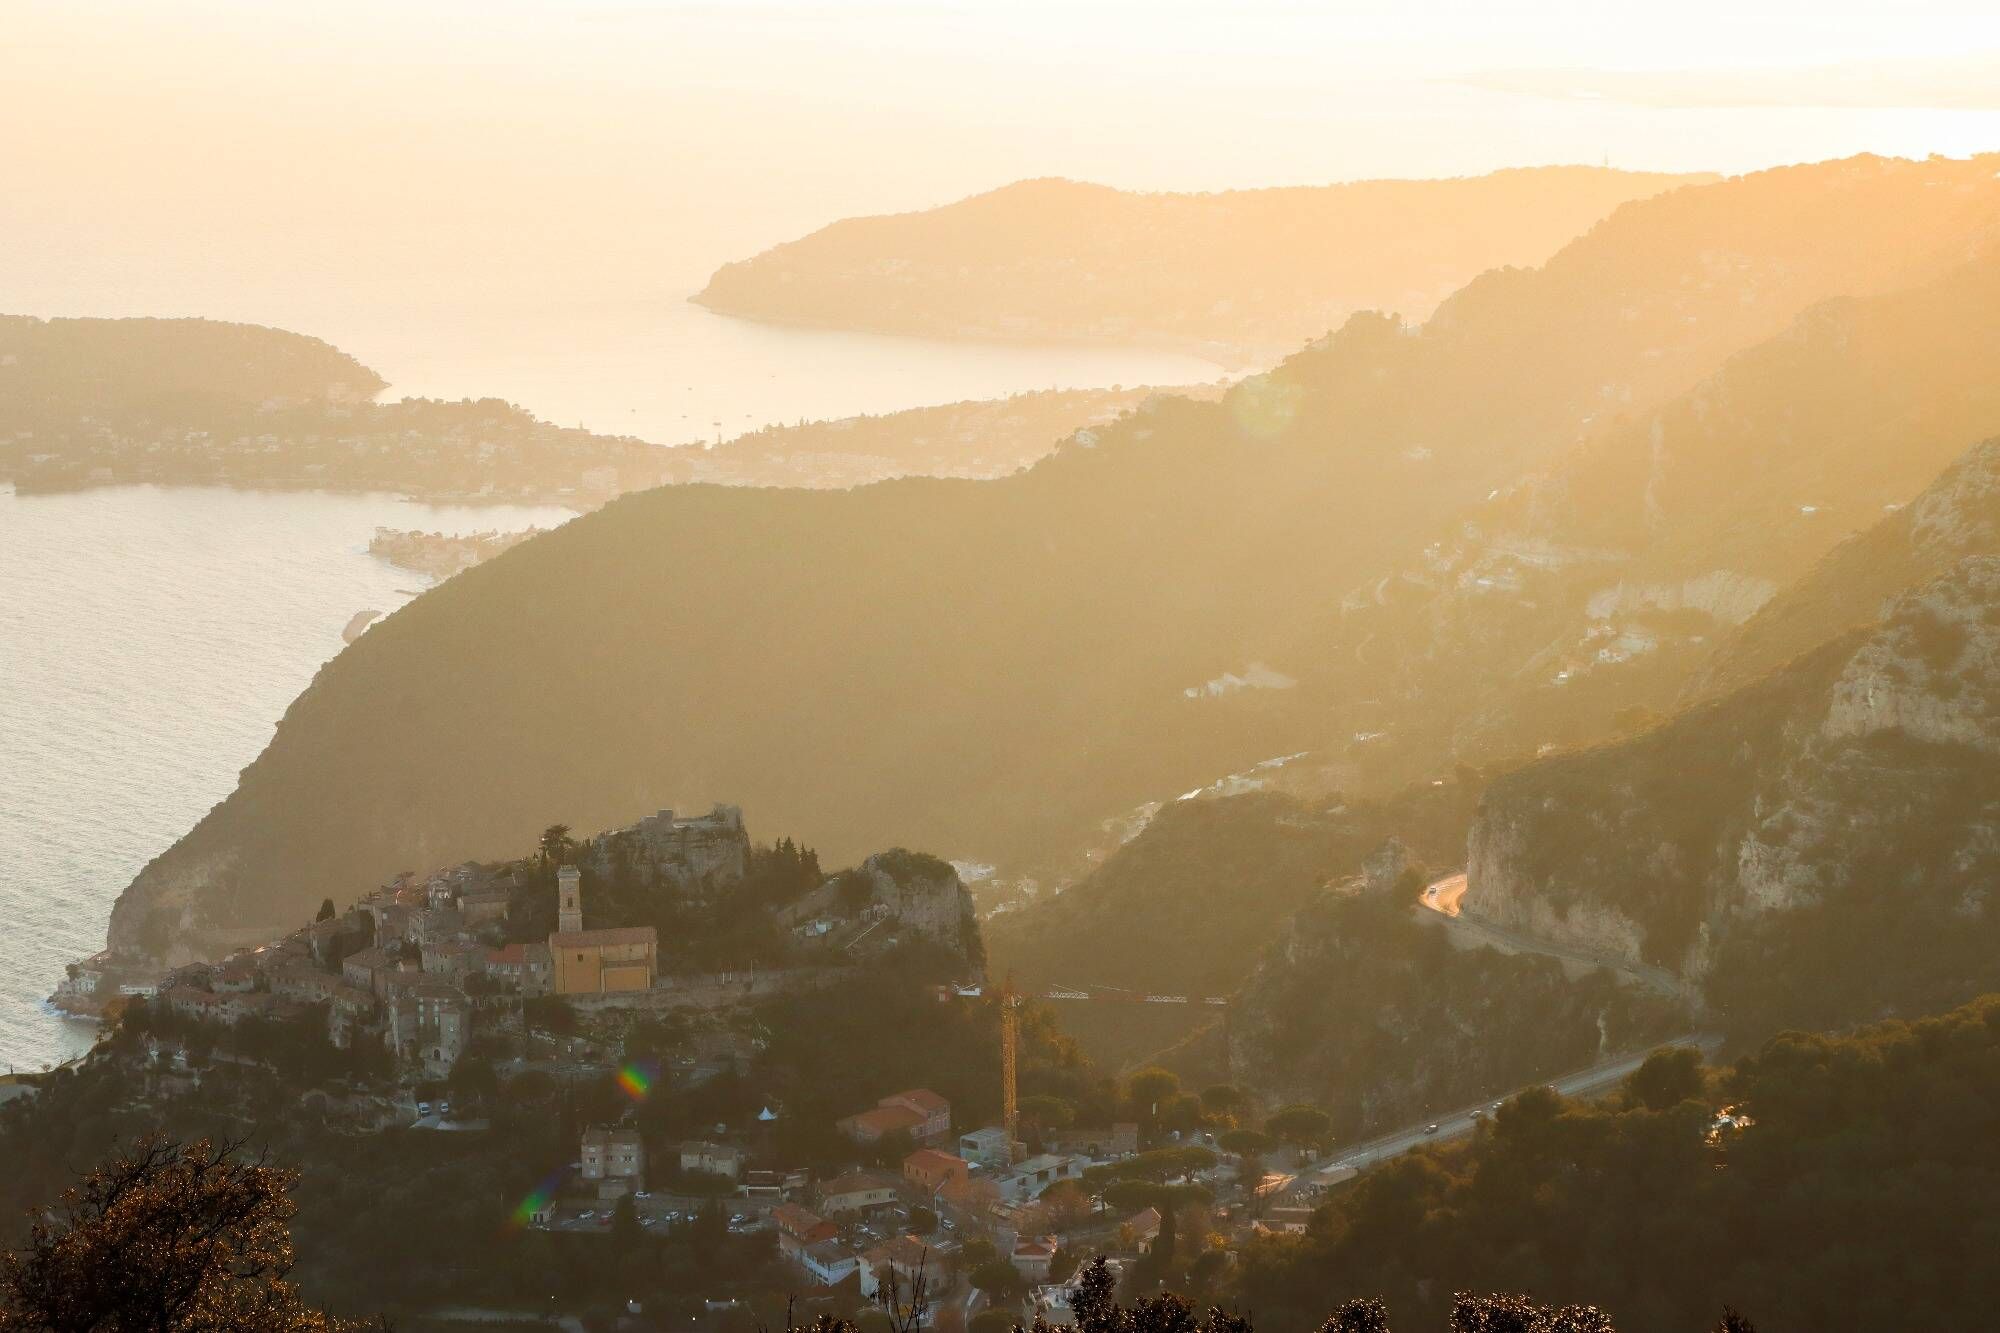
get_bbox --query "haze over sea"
[9,0,2000,1072]
[0,318,1213,1073]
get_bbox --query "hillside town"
[36,801,1335,1329]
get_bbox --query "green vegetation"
[986,784,1479,1067]
[102,156,2000,966]
[1235,995,2000,1332]
[695,169,1710,360]
[1231,888,1682,1137]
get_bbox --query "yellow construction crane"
[1000,972,1019,1165]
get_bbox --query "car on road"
[1424,1124,1439,1135]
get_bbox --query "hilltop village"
[34,804,1328,1328]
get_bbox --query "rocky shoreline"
[366,526,546,581]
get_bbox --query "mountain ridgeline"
[694,167,1715,362]
[103,153,2000,968]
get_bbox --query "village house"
[1123,1208,1162,1253]
[837,1088,950,1145]
[421,937,484,983]
[482,942,551,995]
[772,1203,838,1257]
[407,906,466,949]
[798,1239,878,1296]
[341,946,397,996]
[217,992,291,1027]
[211,957,259,994]
[301,918,348,965]
[902,1147,972,1198]
[815,1169,900,1216]
[994,1153,1083,1202]
[679,1140,746,1181]
[581,1125,647,1196]
[364,900,411,943]
[324,984,376,1048]
[1011,1235,1060,1283]
[458,884,513,926]
[167,989,230,1024]
[268,958,340,1004]
[958,1125,1014,1168]
[864,1234,934,1291]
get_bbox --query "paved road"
[1419,873,1690,1002]
[1291,1033,1722,1192]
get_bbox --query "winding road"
[1267,872,1720,1195]
[1289,1031,1724,1193]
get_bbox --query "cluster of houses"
[141,862,520,1077]
[60,806,773,1079]
[540,1082,1157,1312]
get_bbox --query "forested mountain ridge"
[1258,244,2000,793]
[1686,437,2000,700]
[2,316,1185,502]
[695,167,1714,361]
[0,314,382,409]
[99,154,2000,966]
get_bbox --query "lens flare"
[506,1166,568,1233]
[615,1058,658,1101]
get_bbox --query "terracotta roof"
[772,1203,832,1239]
[889,1088,949,1114]
[820,1170,899,1196]
[903,1148,967,1174]
[866,1235,933,1268]
[843,1105,925,1138]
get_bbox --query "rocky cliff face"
[1691,439,2000,699]
[844,850,981,963]
[1228,883,1685,1131]
[1467,552,2000,1033]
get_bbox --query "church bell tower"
[557,865,583,934]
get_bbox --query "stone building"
[584,804,751,895]
[581,1125,647,1196]
[548,866,657,995]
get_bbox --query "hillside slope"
[1246,238,2000,803]
[1467,545,2000,1038]
[1686,439,2000,699]
[695,167,1713,362]
[101,154,2000,965]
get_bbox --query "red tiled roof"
[844,1105,924,1137]
[821,1170,899,1196]
[903,1148,966,1174]
[890,1088,949,1115]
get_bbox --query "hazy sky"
[6,0,2000,326]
